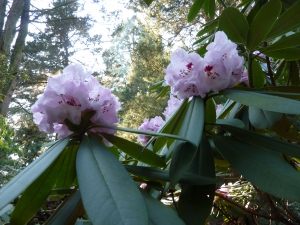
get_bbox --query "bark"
[0,0,30,117]
[0,0,24,55]
[0,0,7,39]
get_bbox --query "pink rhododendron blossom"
[164,49,209,99]
[164,31,245,99]
[163,95,183,120]
[253,50,266,59]
[138,116,165,146]
[240,69,250,87]
[31,63,120,143]
[140,183,147,189]
[203,31,244,90]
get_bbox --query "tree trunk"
[0,0,8,39]
[0,0,30,117]
[0,0,24,55]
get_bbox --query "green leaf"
[148,80,164,92]
[272,115,300,142]
[215,119,245,128]
[175,97,204,148]
[0,137,70,211]
[139,190,185,225]
[45,190,82,225]
[196,43,209,57]
[196,19,218,37]
[170,142,198,186]
[205,98,216,131]
[153,99,189,153]
[266,0,300,40]
[219,125,300,158]
[76,137,148,225]
[178,136,216,225]
[100,133,166,167]
[188,0,205,22]
[247,0,263,25]
[246,0,282,50]
[55,144,78,188]
[219,7,249,44]
[170,97,205,186]
[290,61,300,86]
[193,34,214,46]
[263,32,300,52]
[143,0,154,6]
[248,107,282,129]
[213,135,300,201]
[203,0,215,18]
[124,165,219,185]
[252,60,265,88]
[221,89,300,114]
[10,152,65,225]
[263,47,300,61]
[93,125,190,142]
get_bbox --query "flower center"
[59,94,81,107]
[204,65,213,72]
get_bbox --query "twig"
[215,192,278,221]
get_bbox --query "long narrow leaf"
[10,151,65,225]
[140,190,185,225]
[246,0,281,50]
[219,7,249,44]
[178,136,216,225]
[214,135,300,201]
[188,0,204,22]
[46,190,83,225]
[125,165,219,185]
[0,137,70,211]
[220,125,300,158]
[76,137,148,225]
[100,133,166,167]
[55,144,78,188]
[169,97,205,186]
[263,32,300,52]
[91,125,190,142]
[266,0,300,40]
[221,89,300,114]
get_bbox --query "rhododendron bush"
[1,0,300,224]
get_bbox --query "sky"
[29,0,136,72]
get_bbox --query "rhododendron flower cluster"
[163,95,183,120]
[164,31,245,99]
[239,69,250,87]
[138,116,165,146]
[138,94,183,146]
[31,63,120,142]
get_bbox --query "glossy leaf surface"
[76,137,148,225]
[214,135,300,201]
[219,7,249,44]
[188,0,204,22]
[140,190,185,225]
[220,125,300,158]
[252,60,265,88]
[178,136,216,225]
[266,0,300,39]
[10,152,65,225]
[221,89,300,114]
[101,133,166,167]
[246,0,281,50]
[0,137,70,211]
[125,165,219,185]
[169,97,205,186]
[248,107,282,129]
